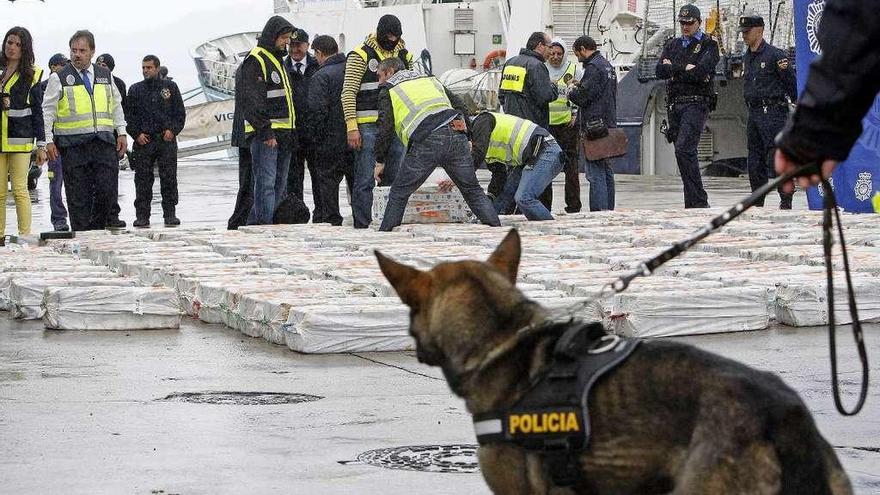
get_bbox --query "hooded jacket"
[236,15,296,143]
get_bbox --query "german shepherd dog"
[375,230,851,495]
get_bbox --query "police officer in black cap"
[655,4,720,208]
[740,14,797,209]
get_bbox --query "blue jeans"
[585,155,615,211]
[494,141,563,221]
[47,157,68,228]
[352,123,403,228]
[379,127,500,231]
[247,138,292,225]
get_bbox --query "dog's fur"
[375,229,852,495]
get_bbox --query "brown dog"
[375,229,852,495]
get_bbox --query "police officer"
[655,4,720,208]
[545,39,584,213]
[341,14,413,228]
[42,30,127,232]
[497,31,558,211]
[95,52,128,228]
[126,54,186,227]
[775,0,880,205]
[39,53,70,231]
[285,28,321,217]
[740,15,797,209]
[372,58,500,231]
[237,16,297,226]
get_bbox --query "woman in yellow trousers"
[0,26,46,245]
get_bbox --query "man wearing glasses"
[655,4,720,208]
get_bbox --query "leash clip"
[588,335,620,355]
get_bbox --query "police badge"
[66,74,76,85]
[368,58,379,72]
[161,88,172,100]
[694,43,701,54]
[854,171,873,201]
[271,71,281,84]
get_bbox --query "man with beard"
[236,16,297,225]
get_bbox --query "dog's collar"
[452,318,571,395]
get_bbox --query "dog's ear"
[487,229,521,284]
[375,250,431,307]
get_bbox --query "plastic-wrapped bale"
[43,287,181,330]
[11,277,137,319]
[609,287,770,338]
[0,270,113,311]
[89,241,189,265]
[234,293,388,344]
[193,276,301,324]
[136,259,260,287]
[113,252,226,277]
[372,184,474,225]
[283,302,414,353]
[803,246,880,275]
[775,276,880,327]
[174,269,295,315]
[217,281,378,328]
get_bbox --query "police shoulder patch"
[271,71,281,84]
[66,74,76,85]
[368,58,379,72]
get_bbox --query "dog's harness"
[472,321,639,486]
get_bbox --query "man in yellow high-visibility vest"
[546,39,584,213]
[372,58,500,231]
[236,16,296,225]
[42,30,127,231]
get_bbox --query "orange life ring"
[482,49,507,69]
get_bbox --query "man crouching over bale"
[372,58,501,231]
[375,229,852,494]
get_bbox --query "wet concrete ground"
[1,160,878,494]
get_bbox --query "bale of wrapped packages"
[372,184,474,225]
[0,270,113,311]
[775,276,880,326]
[11,277,137,319]
[43,287,181,330]
[609,287,770,338]
[174,269,295,315]
[283,302,413,353]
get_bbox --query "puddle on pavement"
[157,391,322,405]
[344,444,479,473]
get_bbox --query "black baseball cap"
[739,15,765,33]
[678,4,701,23]
[291,28,309,44]
[48,53,68,67]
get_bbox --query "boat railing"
[197,58,239,96]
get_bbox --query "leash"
[556,166,869,416]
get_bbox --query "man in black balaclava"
[95,52,128,228]
[236,15,297,225]
[340,14,413,228]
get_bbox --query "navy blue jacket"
[568,52,617,130]
[285,52,319,144]
[125,77,185,138]
[778,0,880,162]
[655,33,720,100]
[498,48,557,130]
[743,40,797,106]
[307,53,348,154]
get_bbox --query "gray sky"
[1,0,273,94]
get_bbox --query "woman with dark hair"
[0,26,45,244]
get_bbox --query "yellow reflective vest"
[388,74,452,147]
[485,112,539,166]
[549,62,577,126]
[351,43,414,124]
[1,66,43,152]
[55,64,115,142]
[243,46,295,135]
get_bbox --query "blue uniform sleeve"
[672,40,719,83]
[655,41,675,80]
